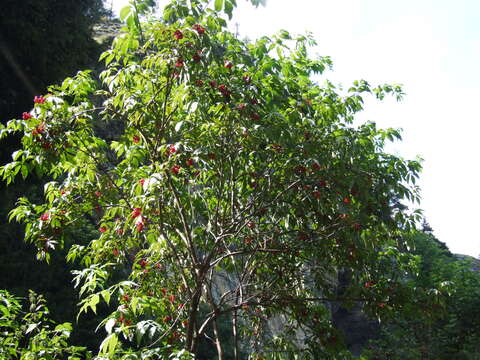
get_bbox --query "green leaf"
[120,5,132,22]
[26,322,39,334]
[279,29,291,40]
[250,0,267,6]
[101,290,111,305]
[100,333,119,356]
[214,0,224,12]
[224,0,234,19]
[126,15,136,31]
[131,296,139,316]
[105,318,116,334]
[89,294,100,314]
[21,164,28,179]
[175,121,184,132]
[12,150,23,161]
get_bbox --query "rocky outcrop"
[332,302,380,356]
[93,18,122,46]
[454,254,480,272]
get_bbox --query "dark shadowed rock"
[332,302,380,356]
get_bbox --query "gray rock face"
[329,270,380,356]
[210,266,381,356]
[454,254,480,272]
[93,18,122,45]
[332,303,380,356]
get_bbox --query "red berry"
[136,218,144,232]
[171,165,181,175]
[39,212,50,221]
[192,24,205,34]
[193,54,201,63]
[218,84,232,98]
[131,207,142,219]
[133,135,140,143]
[175,58,184,68]
[34,96,46,104]
[22,112,33,120]
[173,29,183,40]
[41,141,51,150]
[295,166,306,175]
[139,259,148,268]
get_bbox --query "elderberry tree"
[1,0,433,359]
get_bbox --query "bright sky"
[111,0,480,257]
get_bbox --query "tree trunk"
[186,285,202,353]
[213,315,224,360]
[233,309,240,360]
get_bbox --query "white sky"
[111,0,480,257]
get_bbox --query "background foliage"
[363,230,480,359]
[0,0,109,353]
